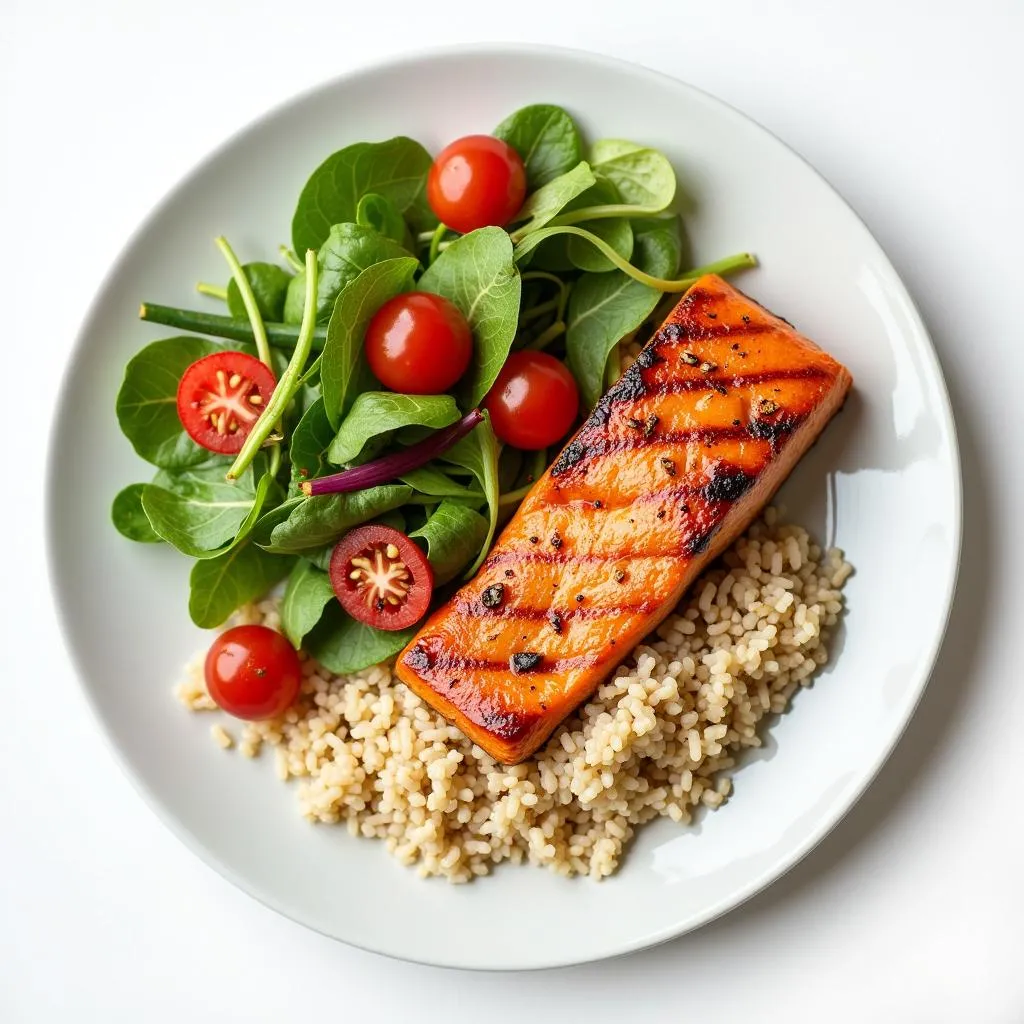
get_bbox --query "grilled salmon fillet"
[395,274,852,763]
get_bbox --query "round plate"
[47,45,960,970]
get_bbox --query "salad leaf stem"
[527,320,566,351]
[516,228,757,292]
[428,222,447,264]
[227,249,319,480]
[519,296,561,323]
[279,245,304,272]
[302,410,484,496]
[196,282,228,301]
[216,236,273,368]
[549,203,668,226]
[138,303,328,349]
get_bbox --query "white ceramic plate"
[47,45,960,970]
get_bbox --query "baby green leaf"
[411,501,489,584]
[510,161,596,239]
[328,392,460,466]
[115,336,220,469]
[283,271,306,324]
[188,542,293,629]
[111,483,162,543]
[399,465,484,500]
[566,216,683,409]
[493,103,583,189]
[289,396,335,488]
[320,224,414,323]
[356,193,409,245]
[440,412,500,576]
[292,137,436,255]
[267,484,413,553]
[590,139,676,211]
[280,560,337,647]
[566,179,634,273]
[225,262,292,322]
[305,603,415,674]
[320,257,419,427]
[418,228,521,407]
[141,461,260,558]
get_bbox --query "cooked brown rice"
[177,509,850,882]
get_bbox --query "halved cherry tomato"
[483,351,580,450]
[427,135,527,235]
[177,350,276,455]
[365,292,472,395]
[329,524,434,631]
[204,625,302,720]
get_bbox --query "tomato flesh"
[427,135,527,235]
[329,525,434,631]
[365,291,472,395]
[483,351,580,450]
[177,350,276,455]
[204,625,302,720]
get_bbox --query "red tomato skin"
[427,135,527,235]
[176,351,276,455]
[483,351,580,450]
[365,292,472,395]
[329,525,434,631]
[204,625,302,720]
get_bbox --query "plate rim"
[45,40,963,971]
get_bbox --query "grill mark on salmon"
[416,650,600,676]
[396,274,852,764]
[454,598,659,621]
[550,418,803,477]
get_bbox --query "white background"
[3,1,1022,1020]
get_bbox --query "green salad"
[113,101,754,677]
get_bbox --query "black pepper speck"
[481,583,505,609]
[510,652,542,674]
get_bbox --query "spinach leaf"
[590,139,676,211]
[280,560,336,647]
[356,193,409,245]
[291,137,436,255]
[111,483,162,543]
[267,484,412,553]
[323,224,414,323]
[440,412,500,576]
[498,446,524,493]
[115,336,220,469]
[226,262,292,321]
[328,392,459,465]
[250,495,304,547]
[565,216,683,408]
[418,227,521,407]
[411,501,489,584]
[493,104,583,189]
[288,396,335,488]
[141,460,261,557]
[511,161,596,238]
[399,465,483,500]
[305,603,414,675]
[566,178,634,273]
[320,257,419,427]
[283,271,306,324]
[188,541,293,629]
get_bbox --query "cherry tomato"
[329,525,434,631]
[427,135,527,235]
[483,351,580,450]
[365,291,473,395]
[177,351,276,455]
[204,625,302,720]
